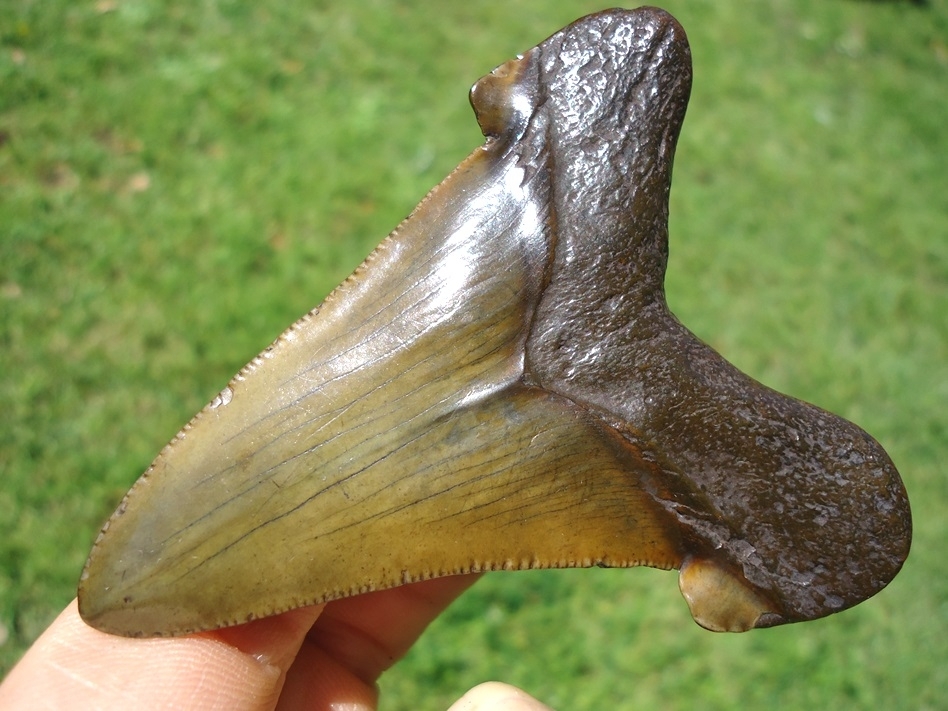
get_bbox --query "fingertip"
[204,603,325,670]
[0,599,324,711]
[447,681,554,711]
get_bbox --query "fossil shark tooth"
[78,7,910,638]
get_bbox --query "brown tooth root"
[78,7,910,639]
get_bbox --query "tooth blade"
[79,385,681,637]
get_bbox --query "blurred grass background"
[1,0,945,708]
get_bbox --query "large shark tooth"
[78,7,911,638]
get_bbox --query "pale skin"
[0,575,553,710]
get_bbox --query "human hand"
[0,574,552,710]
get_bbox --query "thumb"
[0,599,323,710]
[447,682,555,711]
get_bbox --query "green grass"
[2,0,946,708]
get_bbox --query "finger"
[447,682,555,711]
[277,574,481,709]
[0,599,322,711]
